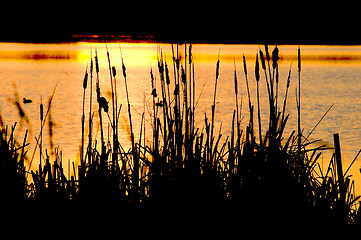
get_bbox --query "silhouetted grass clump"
[1,43,360,225]
[0,123,30,200]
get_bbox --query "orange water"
[1,42,361,193]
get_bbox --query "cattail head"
[265,44,270,62]
[243,54,247,76]
[95,51,99,74]
[122,62,127,78]
[181,66,186,83]
[90,57,93,78]
[165,62,170,85]
[233,61,238,96]
[298,46,301,73]
[286,65,292,89]
[150,67,155,89]
[216,58,220,80]
[96,83,101,101]
[255,53,260,82]
[174,84,179,96]
[83,67,88,90]
[175,58,180,71]
[189,44,192,64]
[272,45,279,69]
[259,49,266,70]
[40,96,43,122]
[112,66,117,77]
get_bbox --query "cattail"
[158,57,164,74]
[40,96,43,168]
[255,53,260,82]
[216,58,220,80]
[265,44,270,62]
[122,62,127,78]
[83,68,88,90]
[234,63,238,96]
[259,49,266,70]
[96,83,101,101]
[286,64,292,89]
[298,46,301,73]
[175,58,180,71]
[174,84,179,95]
[165,62,170,85]
[243,54,247,76]
[272,45,279,69]
[181,66,186,83]
[112,66,117,77]
[95,51,99,74]
[189,44,192,64]
[90,55,93,77]
[150,67,155,89]
[48,100,54,156]
[40,97,43,122]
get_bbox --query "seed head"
[181,66,186,83]
[40,97,43,122]
[216,59,220,80]
[83,68,88,90]
[255,53,260,82]
[234,68,238,96]
[298,46,301,73]
[150,67,155,89]
[122,63,127,78]
[112,66,117,77]
[174,84,179,96]
[189,44,192,64]
[95,52,99,74]
[165,62,170,85]
[259,49,266,70]
[265,44,270,62]
[272,45,279,69]
[243,54,247,76]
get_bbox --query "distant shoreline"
[2,34,361,46]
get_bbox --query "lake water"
[1,42,361,190]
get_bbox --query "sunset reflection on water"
[1,42,361,192]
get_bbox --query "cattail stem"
[210,52,220,162]
[255,53,262,146]
[81,64,88,167]
[120,47,137,197]
[297,46,302,164]
[233,59,240,138]
[40,96,43,169]
[88,48,93,165]
[95,50,105,155]
[106,43,118,171]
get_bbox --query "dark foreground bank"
[0,44,360,227]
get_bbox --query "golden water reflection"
[1,42,361,193]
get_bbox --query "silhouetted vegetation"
[1,44,360,225]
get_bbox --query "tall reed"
[1,44,360,225]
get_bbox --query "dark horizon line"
[2,33,361,46]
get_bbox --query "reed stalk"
[81,64,88,167]
[1,43,360,224]
[88,49,93,165]
[94,50,106,156]
[255,53,262,146]
[40,96,43,169]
